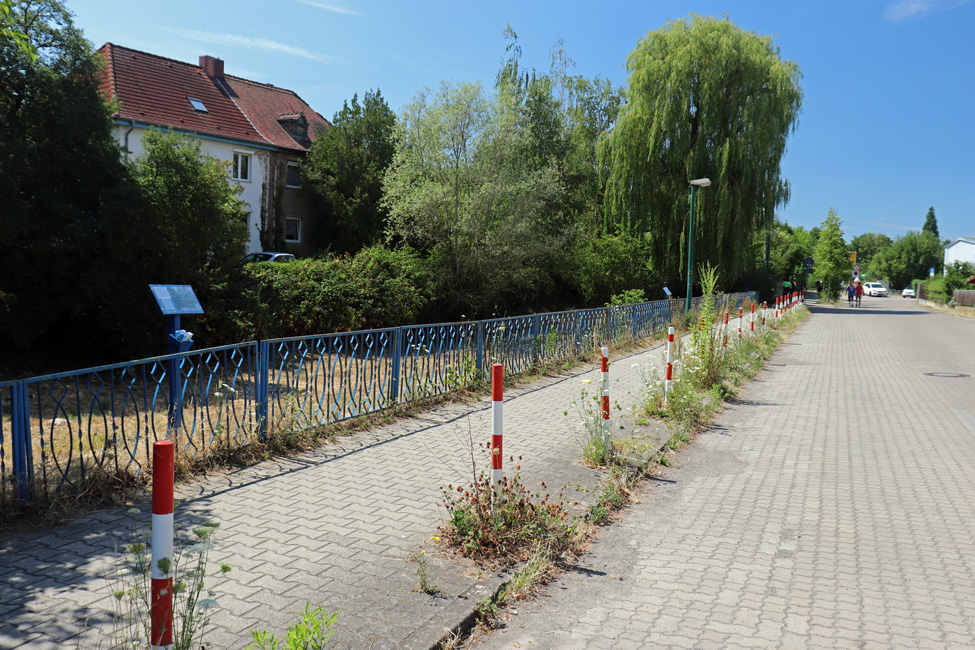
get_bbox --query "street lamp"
[685,178,711,315]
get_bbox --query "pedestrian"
[855,280,863,307]
[847,282,856,306]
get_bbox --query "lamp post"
[685,178,712,315]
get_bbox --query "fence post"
[256,341,269,442]
[476,321,485,377]
[151,440,175,650]
[491,364,503,486]
[531,315,541,364]
[10,381,32,505]
[391,327,403,405]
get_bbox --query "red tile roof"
[97,43,330,151]
[221,76,330,153]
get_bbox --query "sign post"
[149,285,204,433]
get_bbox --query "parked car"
[241,252,296,264]
[862,282,888,297]
[902,287,916,298]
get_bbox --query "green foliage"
[922,206,939,238]
[867,230,943,289]
[944,261,975,295]
[1,0,36,60]
[850,232,893,272]
[246,604,338,650]
[601,14,803,287]
[226,246,430,340]
[384,80,565,315]
[607,289,648,307]
[0,0,135,365]
[571,234,651,304]
[813,208,849,300]
[304,89,396,254]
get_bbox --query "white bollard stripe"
[150,513,174,579]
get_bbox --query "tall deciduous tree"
[0,0,131,364]
[850,232,893,273]
[868,230,943,288]
[922,206,939,238]
[383,81,562,314]
[304,89,396,254]
[813,208,849,300]
[600,15,803,288]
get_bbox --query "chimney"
[199,55,224,79]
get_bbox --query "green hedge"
[200,245,432,342]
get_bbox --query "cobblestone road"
[473,297,975,650]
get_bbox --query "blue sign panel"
[149,285,204,315]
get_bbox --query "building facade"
[98,44,330,256]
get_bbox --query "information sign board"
[149,285,204,315]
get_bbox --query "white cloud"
[172,30,339,65]
[885,0,973,22]
[295,0,363,16]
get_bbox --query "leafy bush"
[206,246,432,342]
[571,234,651,305]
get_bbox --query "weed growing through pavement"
[563,381,622,467]
[246,604,338,649]
[108,508,231,650]
[412,536,441,596]
[440,455,578,564]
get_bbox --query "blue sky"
[69,0,974,242]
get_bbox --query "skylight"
[188,97,207,112]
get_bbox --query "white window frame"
[285,216,302,243]
[232,150,253,181]
[285,161,301,189]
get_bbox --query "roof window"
[188,97,208,112]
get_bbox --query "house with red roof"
[97,43,330,256]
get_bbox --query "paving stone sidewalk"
[472,297,975,649]
[0,333,681,649]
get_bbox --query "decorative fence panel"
[1,292,757,507]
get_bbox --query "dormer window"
[278,112,308,141]
[188,97,208,112]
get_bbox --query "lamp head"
[689,178,712,187]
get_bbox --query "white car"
[862,282,888,297]
[902,287,916,298]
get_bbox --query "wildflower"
[430,536,440,542]
[127,508,141,515]
[198,598,219,610]
[582,379,592,384]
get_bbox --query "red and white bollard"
[491,364,503,486]
[151,441,175,650]
[750,304,755,336]
[738,307,743,341]
[665,328,674,405]
[762,301,767,328]
[600,347,611,452]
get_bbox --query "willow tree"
[600,15,803,287]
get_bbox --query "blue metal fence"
[0,293,756,508]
